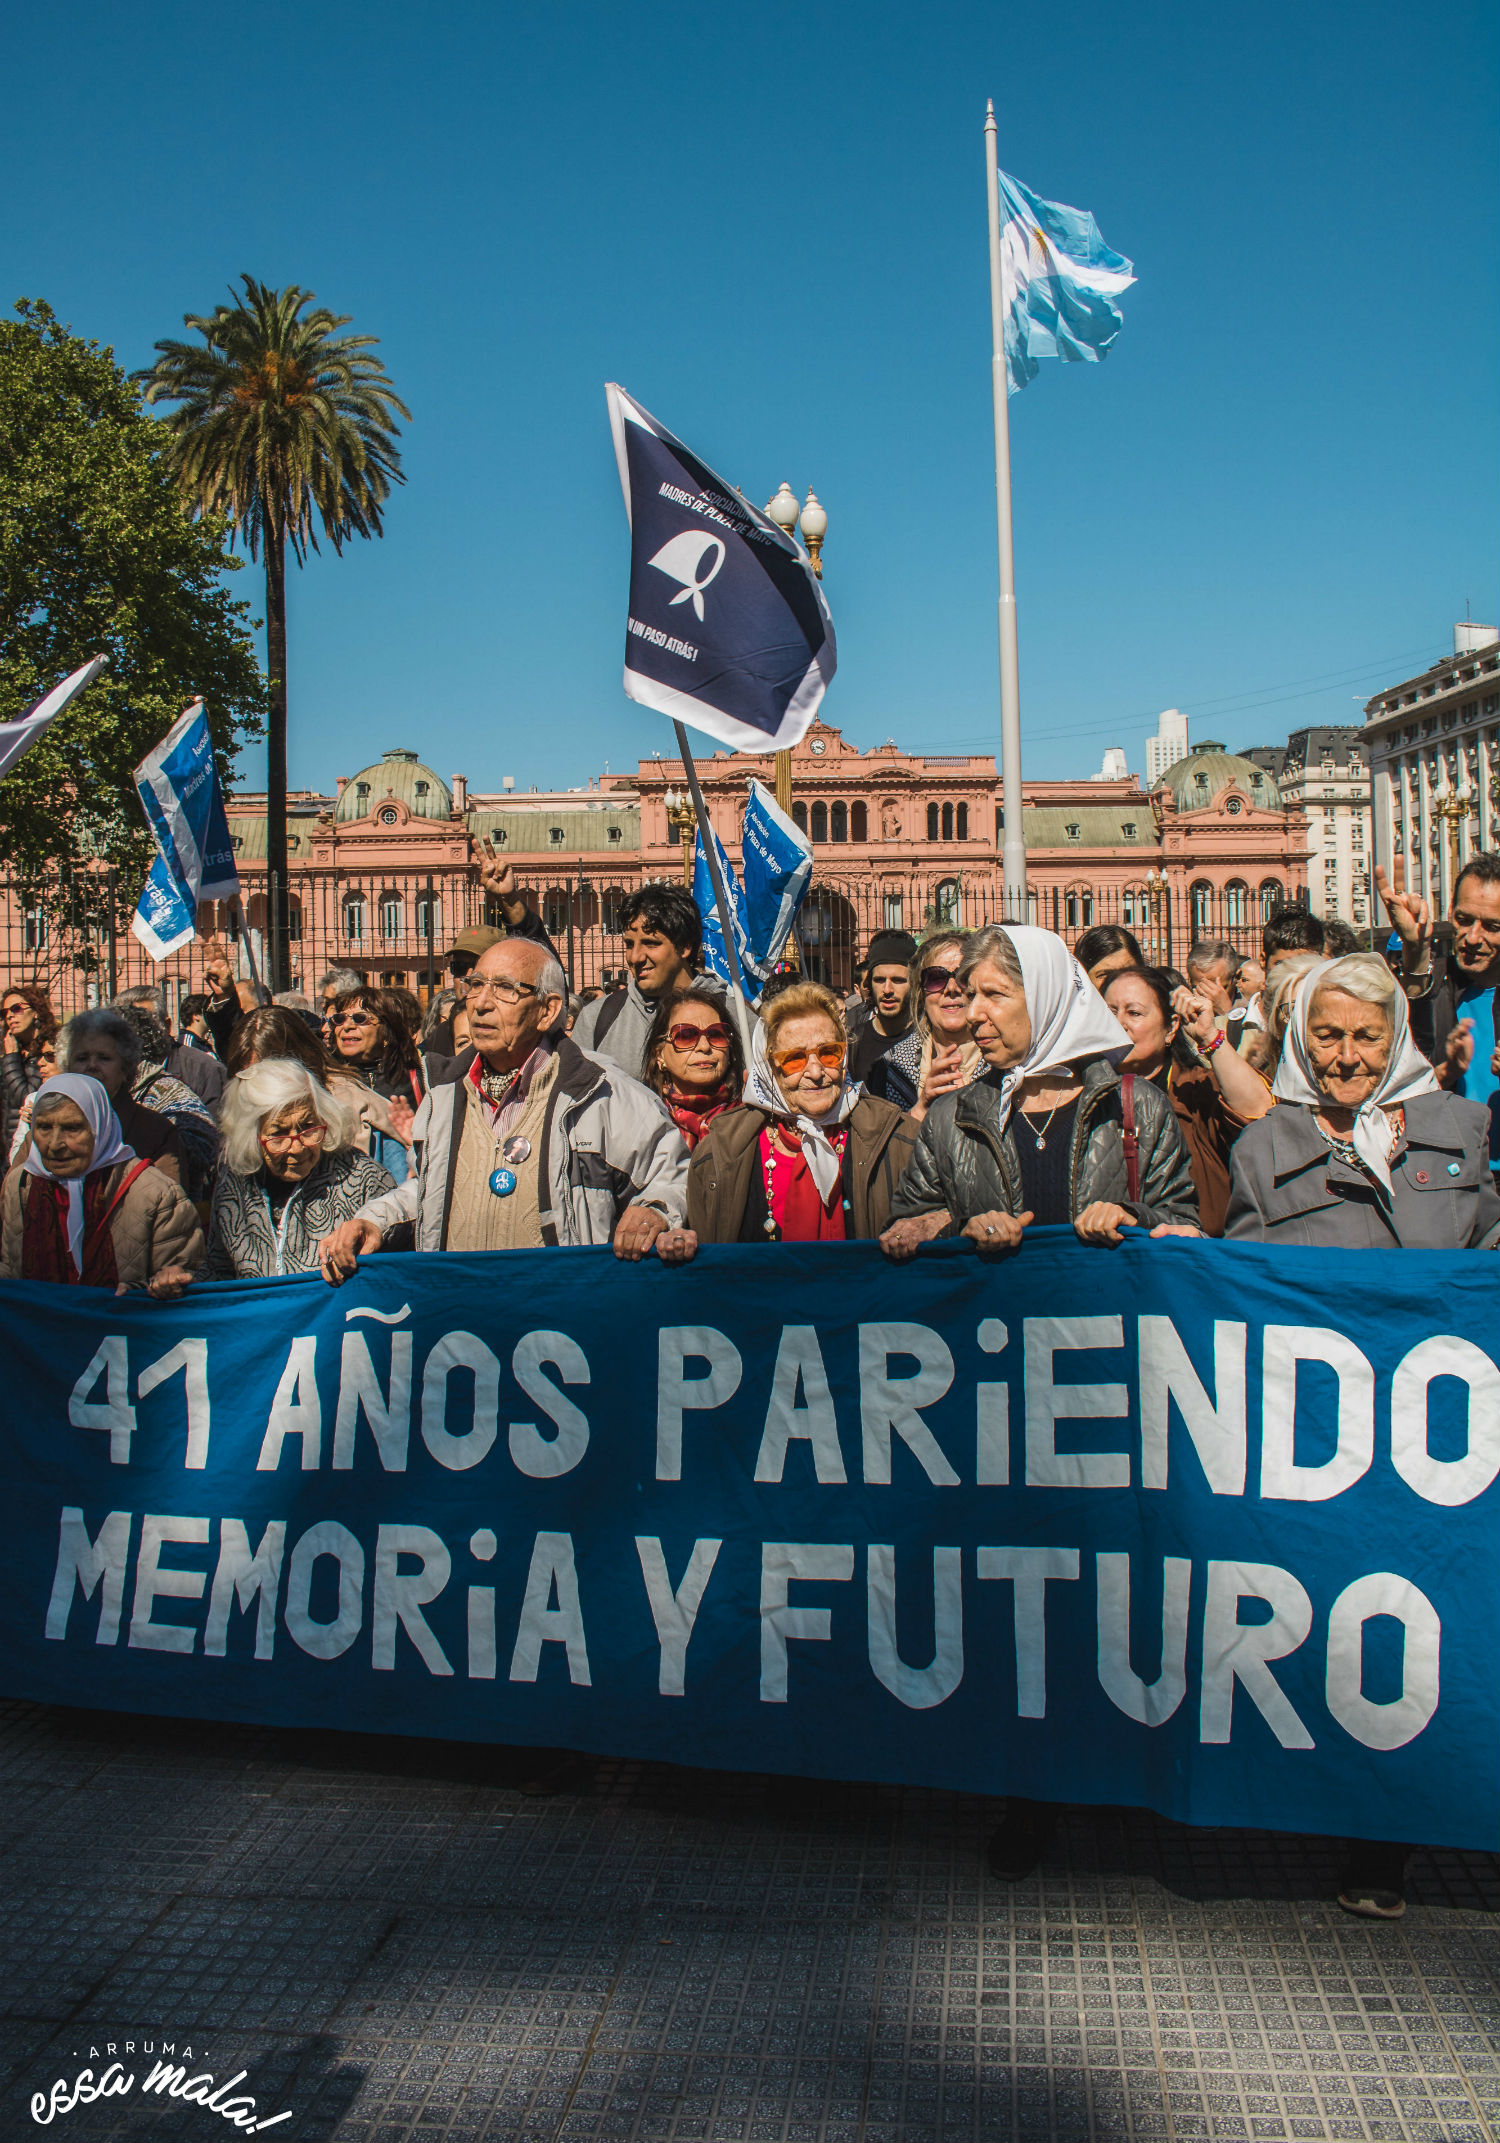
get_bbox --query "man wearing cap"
[847,930,918,1085]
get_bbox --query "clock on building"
[809,738,826,755]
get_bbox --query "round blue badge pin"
[488,1167,517,1197]
[1448,1161,1462,1176]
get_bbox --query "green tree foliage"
[0,299,265,935]
[137,276,408,987]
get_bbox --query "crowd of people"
[4,852,1499,1918]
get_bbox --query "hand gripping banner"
[3,1233,1498,1849]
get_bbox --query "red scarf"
[662,1082,736,1152]
[761,1124,848,1242]
[21,1173,122,1286]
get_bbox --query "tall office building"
[1145,709,1190,786]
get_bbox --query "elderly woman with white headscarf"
[880,924,1199,1262]
[656,982,920,1256]
[0,1073,202,1292]
[1224,952,1500,1249]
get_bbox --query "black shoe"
[986,1800,1059,1881]
[1337,1841,1409,1919]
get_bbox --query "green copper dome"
[1155,749,1279,811]
[336,747,453,824]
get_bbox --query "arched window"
[883,892,903,928]
[956,802,969,841]
[830,801,848,843]
[1224,881,1247,928]
[286,895,303,944]
[602,888,628,934]
[22,906,48,951]
[941,802,954,841]
[934,879,960,925]
[926,803,940,841]
[415,892,442,944]
[379,891,404,940]
[1191,880,1213,934]
[342,894,365,943]
[793,801,808,834]
[851,801,868,842]
[810,801,828,843]
[543,889,570,938]
[1259,880,1281,924]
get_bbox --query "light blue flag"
[998,168,1135,395]
[692,780,813,1007]
[129,700,240,961]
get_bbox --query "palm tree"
[137,277,410,987]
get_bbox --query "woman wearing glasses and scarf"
[867,932,988,1121]
[661,982,919,1251]
[327,987,428,1184]
[642,986,746,1152]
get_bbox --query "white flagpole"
[985,100,1028,916]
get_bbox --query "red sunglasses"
[667,1022,731,1049]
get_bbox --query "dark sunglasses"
[920,966,965,995]
[667,1022,731,1049]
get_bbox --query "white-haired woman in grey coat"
[204,1060,395,1279]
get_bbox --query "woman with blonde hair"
[656,981,919,1254]
[204,1060,396,1278]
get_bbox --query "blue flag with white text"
[130,701,240,962]
[693,780,812,1005]
[607,384,836,754]
[998,168,1135,396]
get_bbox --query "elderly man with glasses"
[318,936,689,1277]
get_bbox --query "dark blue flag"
[606,384,836,752]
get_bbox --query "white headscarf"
[745,1020,860,1200]
[983,925,1132,1135]
[1272,959,1437,1199]
[22,1074,134,1273]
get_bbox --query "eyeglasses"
[467,977,546,1006]
[260,1121,328,1150]
[920,966,965,995]
[3,1001,29,1018]
[667,1023,731,1050]
[771,1044,846,1077]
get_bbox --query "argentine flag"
[998,168,1135,395]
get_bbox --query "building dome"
[1154,747,1280,812]
[335,747,453,824]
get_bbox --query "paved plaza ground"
[3,1698,1499,2142]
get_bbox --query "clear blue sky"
[6,0,1497,795]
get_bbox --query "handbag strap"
[1121,1073,1140,1205]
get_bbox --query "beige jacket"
[0,1159,205,1286]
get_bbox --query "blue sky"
[5,0,1496,796]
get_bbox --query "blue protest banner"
[130,700,240,961]
[3,1234,1497,1848]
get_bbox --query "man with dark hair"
[1261,905,1325,973]
[848,929,918,1083]
[1378,855,1500,1142]
[572,883,754,1079]
[114,985,227,1113]
[178,993,215,1052]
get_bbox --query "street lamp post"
[664,785,697,887]
[763,485,827,818]
[1435,785,1472,906]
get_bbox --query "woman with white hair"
[1225,953,1500,1250]
[204,1061,396,1279]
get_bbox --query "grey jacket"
[205,1147,397,1278]
[1224,1094,1500,1248]
[572,974,758,1084]
[889,1055,1199,1231]
[354,1036,689,1249]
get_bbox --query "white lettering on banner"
[976,1547,1081,1717]
[373,1524,453,1674]
[1096,1552,1191,1725]
[1200,1559,1315,1748]
[129,1514,209,1653]
[628,615,699,661]
[1024,1318,1130,1488]
[468,1586,496,1678]
[510,1530,591,1684]
[976,1319,1009,1484]
[421,1331,499,1470]
[1260,1327,1374,1501]
[1390,1335,1500,1506]
[333,1331,412,1470]
[656,1327,741,1480]
[135,1338,211,1468]
[284,1520,365,1660]
[509,1332,591,1477]
[756,1327,846,1484]
[858,1324,959,1486]
[636,1536,722,1694]
[1325,1571,1441,1749]
[867,1545,964,1708]
[760,1542,854,1701]
[258,1337,322,1471]
[45,1507,131,1643]
[1138,1318,1246,1494]
[69,1336,135,1462]
[204,1518,285,1660]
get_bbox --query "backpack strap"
[593,990,629,1044]
[1121,1073,1140,1205]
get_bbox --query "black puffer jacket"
[889,1054,1199,1231]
